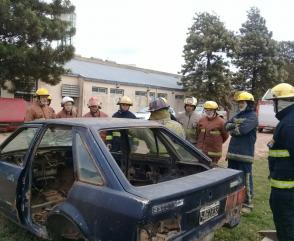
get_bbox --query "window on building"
[158,93,167,99]
[175,95,184,100]
[149,92,155,97]
[135,91,147,97]
[92,86,108,94]
[110,88,124,95]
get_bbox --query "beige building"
[0,56,185,116]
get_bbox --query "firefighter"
[56,96,78,118]
[149,98,185,138]
[83,96,108,117]
[112,96,136,119]
[196,101,228,166]
[177,97,201,145]
[25,88,55,121]
[225,91,258,213]
[265,83,294,241]
[47,95,55,116]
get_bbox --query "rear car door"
[0,126,39,220]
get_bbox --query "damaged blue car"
[0,118,245,241]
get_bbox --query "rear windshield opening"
[99,127,208,186]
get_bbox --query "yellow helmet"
[203,101,218,110]
[36,88,49,96]
[235,91,254,102]
[47,95,52,101]
[117,96,133,106]
[266,83,294,100]
[184,97,197,106]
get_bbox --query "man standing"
[112,96,136,119]
[149,98,185,139]
[25,88,55,121]
[265,83,294,241]
[225,91,258,213]
[196,101,228,166]
[177,97,201,145]
[56,96,78,118]
[83,96,108,118]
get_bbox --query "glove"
[225,122,236,131]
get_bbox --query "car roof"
[26,117,162,130]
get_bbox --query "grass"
[0,159,274,241]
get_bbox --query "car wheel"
[258,127,263,133]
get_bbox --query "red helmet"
[87,96,102,108]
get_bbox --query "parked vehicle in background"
[0,98,28,132]
[256,90,279,133]
[0,118,245,241]
[135,106,176,120]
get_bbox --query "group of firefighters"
[24,82,294,241]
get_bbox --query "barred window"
[135,91,147,97]
[110,88,124,95]
[175,95,184,100]
[92,87,108,94]
[158,93,167,98]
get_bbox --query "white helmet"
[61,96,74,106]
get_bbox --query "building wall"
[1,76,185,116]
[81,78,185,116]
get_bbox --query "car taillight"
[225,187,246,211]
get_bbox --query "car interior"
[102,127,209,186]
[30,127,75,226]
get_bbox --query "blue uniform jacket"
[268,104,294,181]
[112,110,137,119]
[225,107,258,163]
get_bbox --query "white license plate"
[199,201,220,225]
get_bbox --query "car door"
[0,126,39,221]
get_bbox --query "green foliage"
[180,12,236,110]
[233,7,287,99]
[0,0,75,92]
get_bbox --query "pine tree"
[180,12,235,110]
[0,0,75,92]
[234,7,287,98]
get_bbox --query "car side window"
[0,127,38,166]
[75,133,103,185]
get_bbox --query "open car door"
[0,127,39,221]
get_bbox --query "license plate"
[199,201,220,225]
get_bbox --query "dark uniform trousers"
[270,188,294,241]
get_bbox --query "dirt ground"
[0,131,273,160]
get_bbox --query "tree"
[233,7,287,99]
[180,12,236,111]
[0,0,75,92]
[278,41,294,85]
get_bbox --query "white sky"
[70,0,293,74]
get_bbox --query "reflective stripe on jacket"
[196,115,228,160]
[268,104,294,185]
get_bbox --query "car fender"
[47,202,90,240]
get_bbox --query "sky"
[70,0,294,74]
